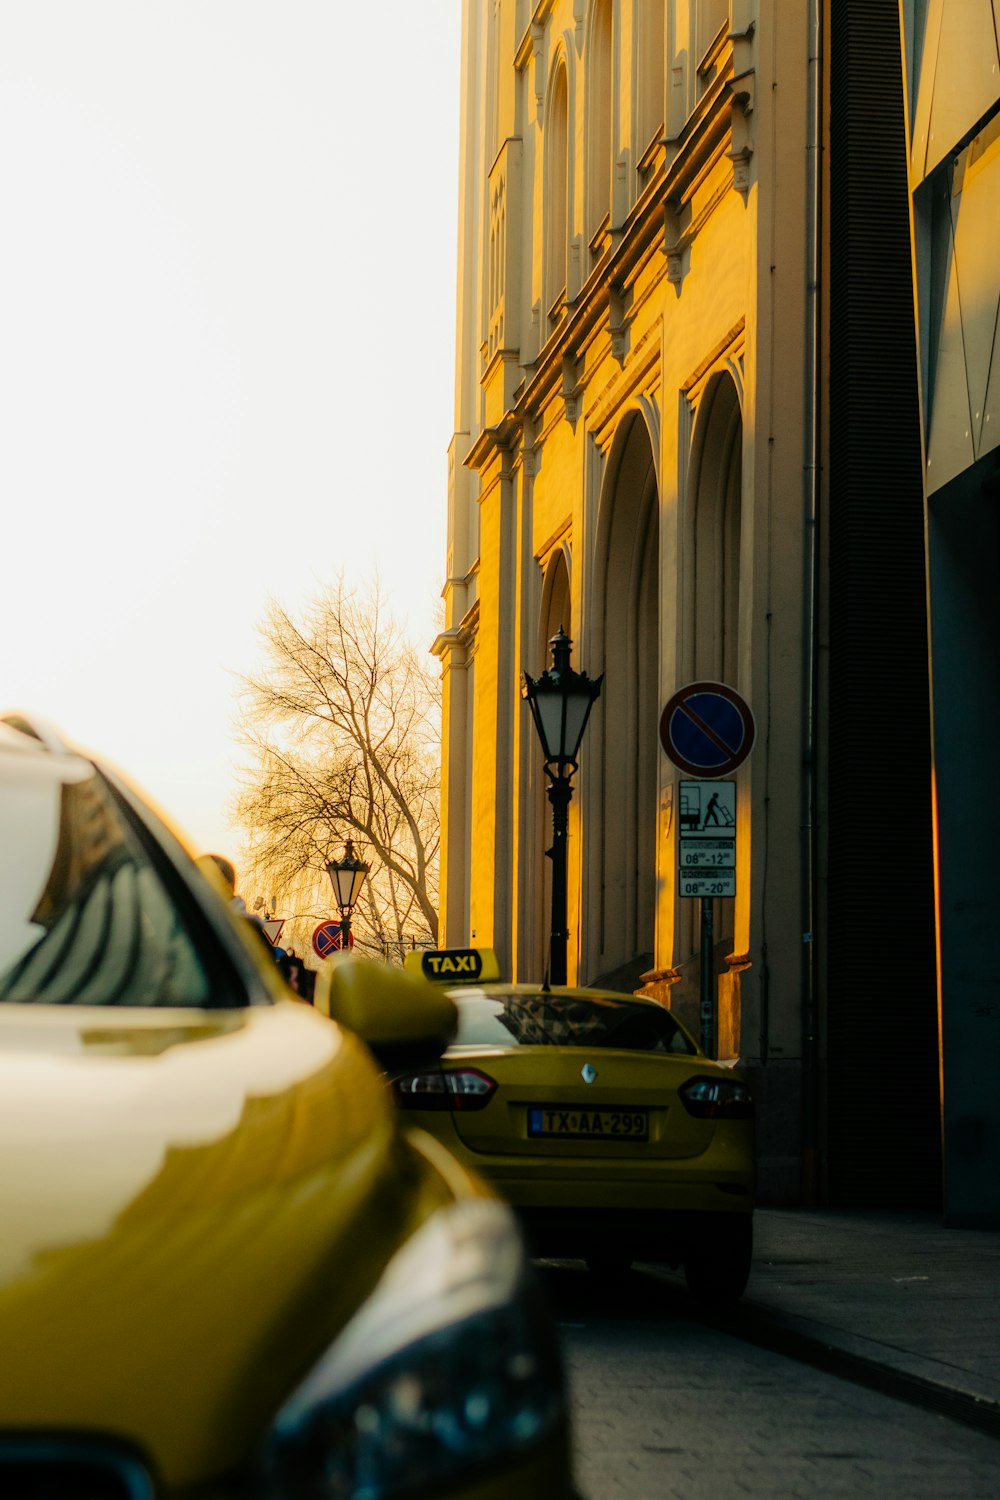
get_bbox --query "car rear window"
[454,991,697,1054]
[0,758,226,1007]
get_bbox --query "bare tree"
[233,578,439,960]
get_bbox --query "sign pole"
[659,682,755,1061]
[700,896,715,1058]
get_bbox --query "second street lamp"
[521,628,602,986]
[325,838,369,951]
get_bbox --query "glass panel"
[562,693,593,759]
[330,864,363,909]
[924,0,1000,177]
[454,992,696,1054]
[0,764,224,1007]
[534,692,565,761]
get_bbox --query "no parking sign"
[312,921,353,959]
[659,681,755,778]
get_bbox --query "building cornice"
[432,597,480,665]
[464,60,738,476]
[515,0,555,70]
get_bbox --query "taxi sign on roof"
[404,947,501,984]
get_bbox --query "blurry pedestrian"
[205,854,284,967]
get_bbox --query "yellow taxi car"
[0,716,573,1500]
[384,949,755,1303]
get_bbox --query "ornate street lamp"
[325,838,369,950]
[521,628,602,985]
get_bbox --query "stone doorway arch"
[588,409,660,990]
[687,369,743,689]
[677,368,745,1048]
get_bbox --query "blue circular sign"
[659,681,755,778]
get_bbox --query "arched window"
[697,0,729,64]
[486,0,501,160]
[488,179,506,358]
[586,0,613,252]
[545,63,569,328]
[685,371,743,986]
[590,412,660,989]
[692,374,742,687]
[637,3,664,162]
[540,549,571,661]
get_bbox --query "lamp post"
[521,628,602,985]
[325,838,369,951]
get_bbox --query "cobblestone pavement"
[539,1263,1000,1500]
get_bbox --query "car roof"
[450,982,667,1009]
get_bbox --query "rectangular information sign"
[678,868,736,898]
[677,779,737,899]
[678,780,736,835]
[679,838,734,869]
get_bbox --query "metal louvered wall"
[825,1,941,1207]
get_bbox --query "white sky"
[0,1,461,858]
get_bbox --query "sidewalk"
[731,1207,1000,1425]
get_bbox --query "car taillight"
[679,1076,754,1119]
[393,1068,498,1112]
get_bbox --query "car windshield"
[0,756,222,1007]
[453,991,697,1054]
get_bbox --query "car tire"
[683,1214,752,1305]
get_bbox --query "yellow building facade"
[437,0,822,1201]
[439,0,1000,1221]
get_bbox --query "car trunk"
[443,1047,715,1160]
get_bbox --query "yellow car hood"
[0,1000,425,1489]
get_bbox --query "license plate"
[527,1106,648,1141]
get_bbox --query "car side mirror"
[314,955,458,1074]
